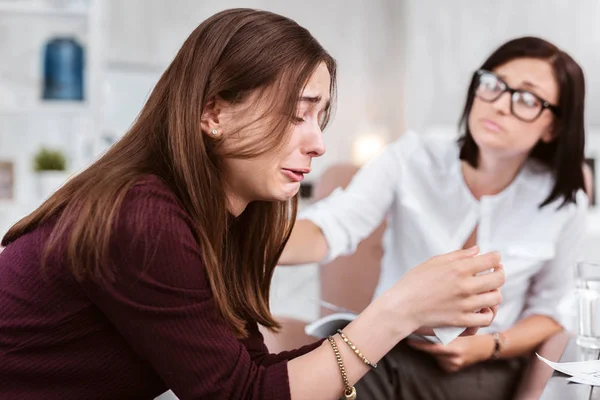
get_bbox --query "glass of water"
[576,262,600,349]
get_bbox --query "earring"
[210,129,218,135]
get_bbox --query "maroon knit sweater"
[0,175,321,400]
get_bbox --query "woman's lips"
[281,168,309,182]
[481,119,505,133]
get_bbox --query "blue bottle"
[42,37,85,101]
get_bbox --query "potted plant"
[33,147,68,200]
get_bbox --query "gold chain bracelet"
[337,329,378,369]
[327,335,357,400]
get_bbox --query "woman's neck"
[226,194,248,217]
[461,152,527,200]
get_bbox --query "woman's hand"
[406,334,495,373]
[414,305,498,337]
[376,246,504,336]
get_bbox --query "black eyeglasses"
[474,70,560,122]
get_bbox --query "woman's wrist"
[366,289,420,342]
[481,334,497,360]
[478,332,506,360]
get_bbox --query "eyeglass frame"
[473,69,561,122]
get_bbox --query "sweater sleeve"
[80,177,300,400]
[241,323,324,368]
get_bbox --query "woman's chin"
[472,131,511,153]
[273,183,300,202]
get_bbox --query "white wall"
[103,0,406,179]
[5,1,600,234]
[402,0,600,132]
[5,1,600,193]
[0,0,405,233]
[0,7,92,233]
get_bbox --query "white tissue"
[433,327,466,345]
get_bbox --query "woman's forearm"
[495,315,563,359]
[287,292,417,399]
[287,247,505,399]
[278,220,329,265]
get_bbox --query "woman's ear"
[200,98,222,137]
[540,122,556,143]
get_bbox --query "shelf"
[0,1,89,17]
[0,101,90,116]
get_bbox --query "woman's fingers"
[467,267,506,294]
[458,308,496,328]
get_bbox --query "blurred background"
[2,0,600,327]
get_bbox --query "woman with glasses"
[279,36,591,399]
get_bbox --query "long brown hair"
[2,8,337,338]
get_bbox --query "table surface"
[540,337,600,399]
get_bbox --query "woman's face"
[203,62,330,215]
[468,57,559,160]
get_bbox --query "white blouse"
[301,131,588,332]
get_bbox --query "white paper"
[304,312,357,339]
[536,353,600,385]
[315,300,464,344]
[315,299,357,315]
[310,299,471,345]
[568,376,600,386]
[407,333,442,344]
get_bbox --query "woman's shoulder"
[117,174,193,238]
[125,175,184,209]
[108,175,205,285]
[387,130,460,173]
[520,161,589,214]
[129,174,178,199]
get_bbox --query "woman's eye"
[318,111,327,127]
[517,92,540,108]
